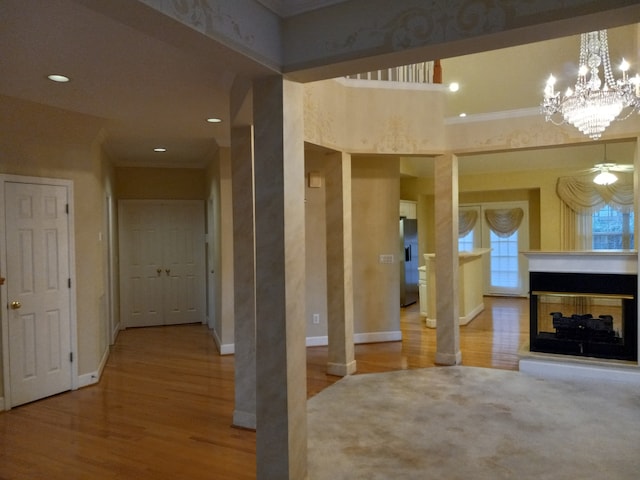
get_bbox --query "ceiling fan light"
[593,170,618,185]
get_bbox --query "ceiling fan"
[587,145,634,185]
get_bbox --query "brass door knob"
[10,301,21,310]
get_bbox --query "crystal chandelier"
[542,30,640,140]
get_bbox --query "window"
[458,230,474,252]
[489,229,519,288]
[592,205,634,250]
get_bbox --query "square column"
[231,125,256,430]
[325,152,356,376]
[434,154,462,365]
[253,76,307,480]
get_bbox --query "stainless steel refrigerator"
[400,218,419,307]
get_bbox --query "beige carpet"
[307,366,640,479]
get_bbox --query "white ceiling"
[0,1,638,170]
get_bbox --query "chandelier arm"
[541,29,640,140]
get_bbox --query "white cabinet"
[418,266,427,317]
[422,249,490,328]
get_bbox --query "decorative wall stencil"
[167,0,255,46]
[303,88,337,147]
[326,1,510,54]
[373,116,418,153]
[475,124,571,149]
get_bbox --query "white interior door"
[119,200,205,328]
[4,181,73,407]
[481,201,529,296]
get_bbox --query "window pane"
[592,206,634,249]
[459,230,474,252]
[490,230,519,288]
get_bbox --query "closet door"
[119,200,205,328]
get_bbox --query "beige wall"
[305,149,329,338]
[0,96,112,386]
[305,79,446,155]
[351,155,401,334]
[205,147,235,350]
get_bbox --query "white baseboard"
[307,331,402,347]
[77,345,110,388]
[211,328,234,355]
[460,303,484,326]
[354,330,402,343]
[425,303,485,329]
[306,336,329,347]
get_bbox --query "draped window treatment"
[556,173,634,215]
[557,173,633,250]
[484,208,524,237]
[458,210,478,237]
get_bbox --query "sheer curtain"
[557,173,633,250]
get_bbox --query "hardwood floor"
[0,296,528,479]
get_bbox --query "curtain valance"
[485,208,523,238]
[556,174,634,215]
[459,210,478,237]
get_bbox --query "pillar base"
[233,410,257,430]
[327,360,357,377]
[435,351,462,366]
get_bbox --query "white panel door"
[5,182,72,406]
[119,201,205,328]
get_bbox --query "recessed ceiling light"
[449,82,460,92]
[206,117,222,123]
[459,113,467,118]
[47,74,70,83]
[154,147,167,152]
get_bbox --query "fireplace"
[530,272,637,361]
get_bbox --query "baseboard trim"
[211,328,234,355]
[78,345,110,388]
[306,336,328,347]
[354,330,402,344]
[307,331,402,347]
[425,304,485,329]
[0,396,4,412]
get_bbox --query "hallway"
[0,297,528,479]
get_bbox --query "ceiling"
[255,0,350,17]
[1,1,638,170]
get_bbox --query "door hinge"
[68,278,71,288]
[70,352,73,363]
[65,204,69,214]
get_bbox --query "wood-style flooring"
[0,296,529,479]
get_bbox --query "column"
[231,125,256,430]
[434,153,462,365]
[325,151,356,376]
[253,76,307,479]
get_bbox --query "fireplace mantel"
[523,250,638,275]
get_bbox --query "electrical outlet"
[312,313,320,324]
